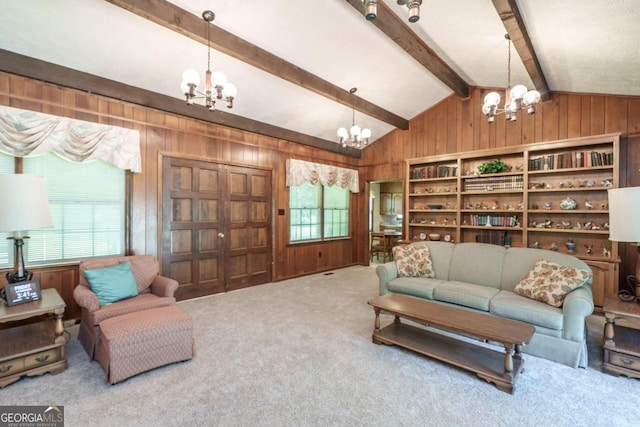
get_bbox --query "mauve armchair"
[73,255,178,359]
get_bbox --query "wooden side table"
[0,288,67,387]
[603,294,640,379]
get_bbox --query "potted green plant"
[477,159,510,174]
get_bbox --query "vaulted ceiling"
[1,0,638,157]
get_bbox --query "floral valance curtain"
[286,159,359,193]
[0,105,141,172]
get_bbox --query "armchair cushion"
[84,261,139,306]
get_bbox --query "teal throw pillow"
[84,261,139,306]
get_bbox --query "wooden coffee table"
[368,294,535,394]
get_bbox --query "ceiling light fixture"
[181,10,237,111]
[362,0,423,23]
[337,88,371,149]
[482,34,541,123]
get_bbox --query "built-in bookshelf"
[405,134,621,309]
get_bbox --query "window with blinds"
[0,152,125,268]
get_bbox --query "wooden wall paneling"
[446,97,458,154]
[557,94,569,140]
[518,108,534,145]
[426,108,437,156]
[567,94,582,138]
[605,96,629,135]
[590,95,606,135]
[628,99,640,134]
[580,95,591,136]
[541,96,559,141]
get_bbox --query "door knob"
[218,232,225,238]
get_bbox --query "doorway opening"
[368,180,403,266]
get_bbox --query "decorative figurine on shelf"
[545,183,553,189]
[602,203,609,210]
[466,202,473,209]
[531,203,539,210]
[429,218,436,225]
[504,202,513,210]
[550,242,559,251]
[584,244,593,255]
[517,201,524,210]
[427,188,433,193]
[559,182,565,188]
[586,180,596,187]
[584,221,593,230]
[445,202,452,209]
[565,239,576,253]
[544,219,553,228]
[442,218,449,225]
[584,200,595,210]
[532,241,540,249]
[559,197,578,210]
[543,201,553,210]
[561,220,572,229]
[603,246,611,257]
[444,186,450,192]
[452,218,457,226]
[492,199,500,210]
[601,179,613,187]
[575,221,582,230]
[604,222,610,230]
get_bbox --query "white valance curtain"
[0,105,141,172]
[286,159,359,193]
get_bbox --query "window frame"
[0,154,127,269]
[288,182,351,244]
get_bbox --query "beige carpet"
[1,266,638,426]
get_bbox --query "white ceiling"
[1,0,639,149]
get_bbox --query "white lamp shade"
[608,187,640,242]
[361,128,372,139]
[523,90,541,106]
[484,92,501,107]
[510,84,528,101]
[182,68,200,87]
[223,82,237,98]
[211,71,228,87]
[350,125,361,136]
[337,127,348,138]
[0,174,53,234]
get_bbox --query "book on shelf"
[411,165,458,179]
[463,175,523,192]
[468,214,518,227]
[528,150,613,171]
[475,230,509,246]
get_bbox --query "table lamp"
[0,174,53,283]
[608,186,640,301]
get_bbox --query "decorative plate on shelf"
[419,232,427,240]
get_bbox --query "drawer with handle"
[0,359,25,378]
[609,351,640,370]
[24,349,61,370]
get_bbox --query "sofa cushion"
[410,241,454,280]
[387,277,444,300]
[84,261,139,306]
[433,281,500,311]
[501,248,592,292]
[514,259,592,307]
[448,243,505,289]
[393,245,435,278]
[490,290,563,330]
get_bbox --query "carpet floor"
[1,265,639,426]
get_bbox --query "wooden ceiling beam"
[345,0,470,98]
[105,0,409,130]
[0,49,361,158]
[491,0,551,101]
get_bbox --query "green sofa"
[376,241,594,368]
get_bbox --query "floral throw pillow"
[514,259,592,307]
[393,245,435,278]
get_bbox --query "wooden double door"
[161,157,272,300]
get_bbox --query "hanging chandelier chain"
[507,37,512,88]
[206,19,211,71]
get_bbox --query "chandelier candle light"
[181,10,237,111]
[337,88,371,149]
[363,0,423,23]
[482,34,541,123]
